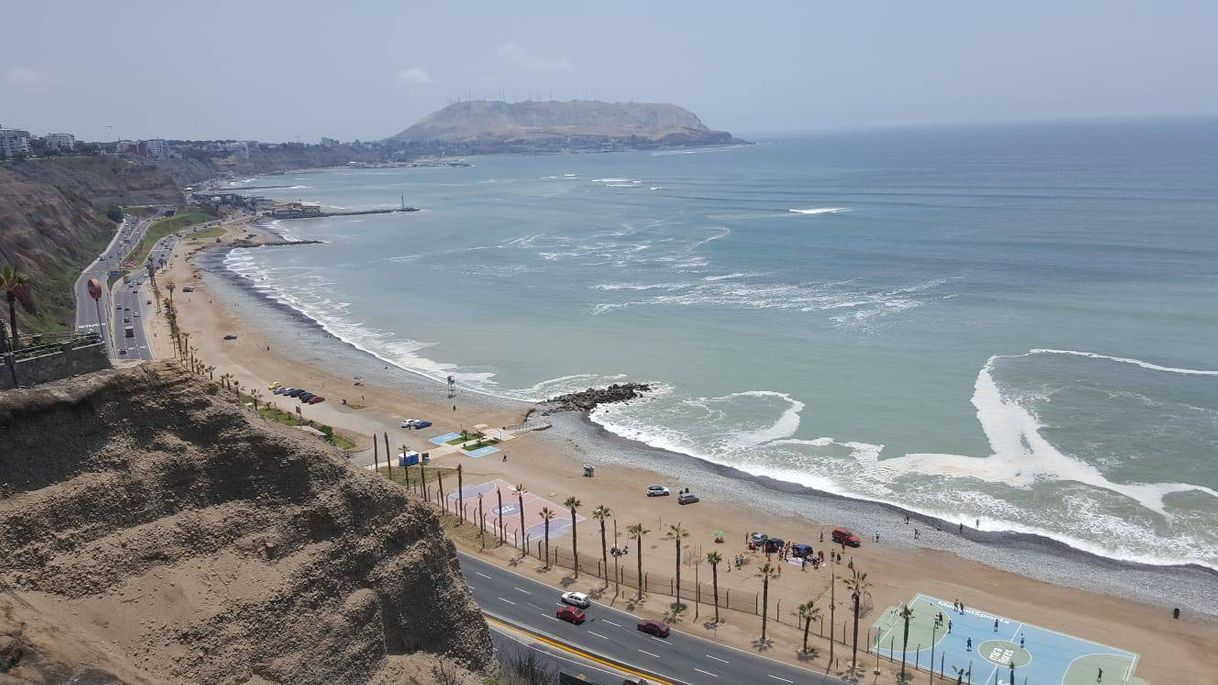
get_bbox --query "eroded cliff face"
[0,362,493,683]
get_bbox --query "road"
[73,215,147,350]
[458,553,849,685]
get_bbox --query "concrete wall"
[0,343,111,390]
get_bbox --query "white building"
[226,141,250,159]
[145,138,168,159]
[44,133,76,152]
[0,128,31,159]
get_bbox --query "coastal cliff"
[389,100,740,153]
[0,362,493,683]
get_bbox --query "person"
[948,619,952,633]
[1097,666,1103,681]
[994,618,999,632]
[1019,635,1025,649]
[976,518,980,528]
[502,453,507,462]
[874,532,880,543]
[820,530,824,543]
[905,514,910,524]
[1173,607,1181,620]
[966,637,972,651]
[959,522,964,533]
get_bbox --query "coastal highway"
[73,215,153,353]
[458,553,848,685]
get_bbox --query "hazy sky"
[3,1,1216,142]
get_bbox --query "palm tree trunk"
[544,519,551,567]
[570,508,579,577]
[803,616,811,653]
[517,493,526,551]
[761,577,771,641]
[851,594,860,672]
[635,537,644,598]
[901,618,910,680]
[7,294,18,349]
[711,564,720,623]
[599,519,608,585]
[674,538,682,606]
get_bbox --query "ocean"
[223,119,1218,572]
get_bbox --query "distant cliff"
[389,100,741,153]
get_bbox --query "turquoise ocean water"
[225,120,1218,569]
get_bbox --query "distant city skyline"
[2,1,1216,142]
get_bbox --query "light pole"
[929,622,938,683]
[87,278,105,351]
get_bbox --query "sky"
[2,0,1216,142]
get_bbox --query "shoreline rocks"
[540,383,652,414]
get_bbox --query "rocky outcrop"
[390,100,741,153]
[0,362,493,683]
[541,382,653,414]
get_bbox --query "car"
[307,396,325,404]
[561,592,591,608]
[677,492,700,505]
[274,386,292,395]
[118,348,127,355]
[268,381,282,390]
[400,418,433,429]
[297,392,315,401]
[286,389,306,398]
[123,317,130,323]
[764,537,785,554]
[223,334,238,340]
[146,300,152,305]
[832,528,862,548]
[646,485,670,497]
[791,543,814,558]
[557,606,586,625]
[749,532,768,548]
[636,620,670,638]
[133,311,140,317]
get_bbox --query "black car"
[298,392,315,401]
[287,389,306,398]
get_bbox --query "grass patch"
[188,227,226,241]
[255,400,353,449]
[126,210,214,269]
[462,438,500,452]
[445,430,482,445]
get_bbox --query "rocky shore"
[540,382,652,414]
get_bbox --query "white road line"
[694,668,719,678]
[649,636,669,645]
[513,586,532,595]
[637,649,660,658]
[588,631,609,639]
[705,654,730,664]
[527,602,545,610]
[766,676,793,683]
[475,572,492,579]
[602,619,622,627]
[497,597,517,605]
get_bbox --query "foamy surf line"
[788,207,850,215]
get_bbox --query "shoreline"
[200,236,1218,615]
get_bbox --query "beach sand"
[152,218,1218,681]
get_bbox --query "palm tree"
[706,551,723,623]
[799,600,821,654]
[166,280,175,303]
[666,524,689,609]
[899,603,915,681]
[627,523,649,598]
[514,484,527,552]
[564,496,582,577]
[841,569,872,675]
[539,507,556,567]
[592,505,611,585]
[250,389,263,410]
[206,365,215,380]
[0,267,36,349]
[758,562,779,643]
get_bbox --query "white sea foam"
[788,207,850,215]
[1027,348,1218,376]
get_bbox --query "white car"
[561,592,590,608]
[646,485,670,497]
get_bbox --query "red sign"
[87,278,103,301]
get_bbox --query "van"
[123,326,135,338]
[832,528,861,547]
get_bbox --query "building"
[0,128,31,159]
[320,137,340,148]
[226,141,250,159]
[144,138,168,159]
[44,133,76,152]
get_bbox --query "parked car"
[636,620,670,638]
[223,334,238,340]
[274,386,292,395]
[646,485,670,497]
[307,396,325,404]
[557,606,586,625]
[677,492,700,505]
[749,532,768,548]
[297,392,315,402]
[764,537,786,554]
[286,389,306,398]
[561,592,591,608]
[832,528,861,548]
[791,543,814,558]
[268,382,282,390]
[400,418,432,429]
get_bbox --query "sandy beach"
[149,217,1218,682]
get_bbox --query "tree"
[799,600,821,654]
[706,551,723,623]
[899,603,915,682]
[514,484,527,552]
[166,280,175,304]
[106,205,123,223]
[627,523,649,599]
[592,505,611,586]
[0,267,36,349]
[564,496,582,577]
[841,569,872,676]
[539,507,556,567]
[250,389,263,410]
[665,524,689,609]
[758,562,779,643]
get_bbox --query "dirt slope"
[0,362,493,683]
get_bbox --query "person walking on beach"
[1097,666,1103,681]
[948,619,952,634]
[1019,635,1025,649]
[966,637,972,652]
[993,618,999,632]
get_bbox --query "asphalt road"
[458,553,848,685]
[73,216,144,348]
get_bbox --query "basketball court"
[871,594,1142,684]
[449,479,584,544]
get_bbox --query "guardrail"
[4,331,103,361]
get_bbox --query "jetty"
[269,202,420,220]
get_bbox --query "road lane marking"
[475,572,492,579]
[497,597,517,605]
[588,631,609,639]
[695,668,719,678]
[483,614,673,685]
[527,602,545,610]
[638,649,660,658]
[602,619,622,627]
[649,636,669,645]
[513,586,532,595]
[705,655,730,664]
[766,675,793,683]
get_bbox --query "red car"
[832,527,861,547]
[557,606,586,624]
[307,396,326,404]
[636,619,670,638]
